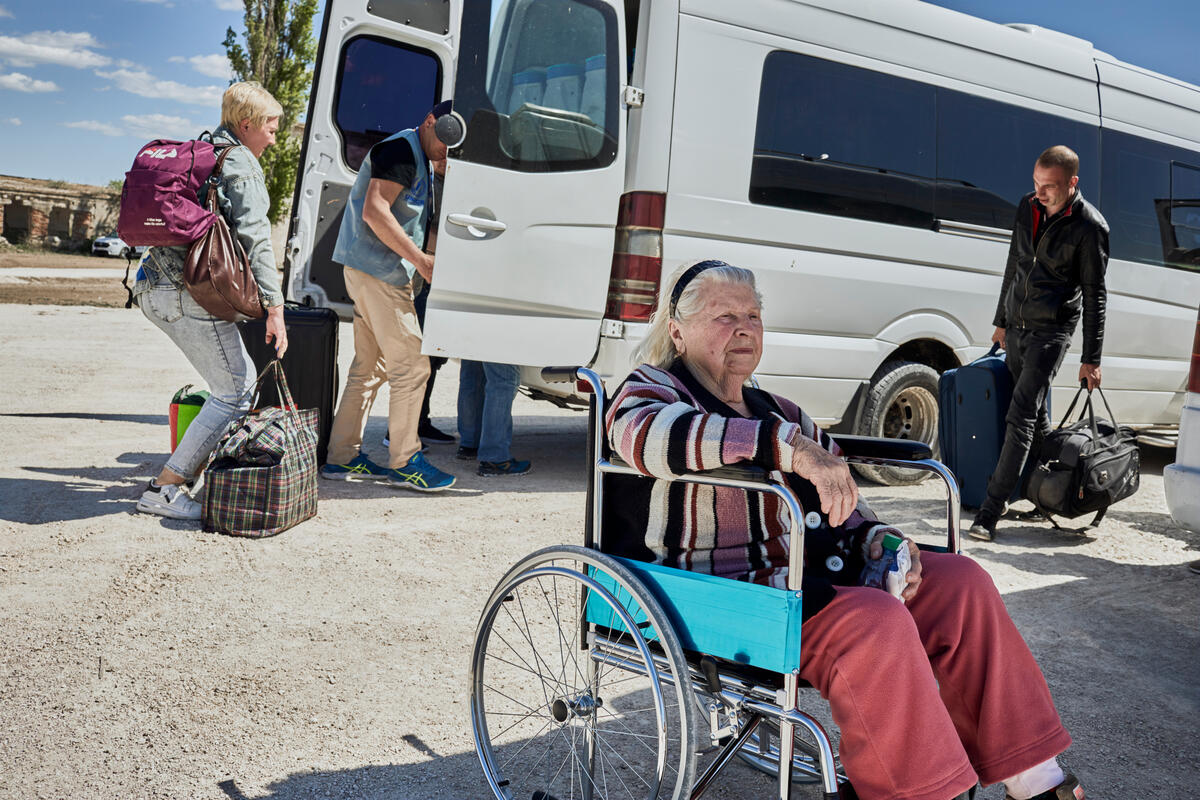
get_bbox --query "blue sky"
[0,0,1197,187]
[0,0,259,186]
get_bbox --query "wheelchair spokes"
[471,547,699,800]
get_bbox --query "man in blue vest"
[321,100,456,491]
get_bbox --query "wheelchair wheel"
[735,718,841,784]
[471,546,698,800]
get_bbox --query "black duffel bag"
[1024,383,1140,530]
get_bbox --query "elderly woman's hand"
[866,530,924,602]
[790,438,858,527]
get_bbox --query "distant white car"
[1164,304,1200,532]
[91,233,145,258]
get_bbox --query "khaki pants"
[327,266,430,468]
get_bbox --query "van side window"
[1102,129,1200,271]
[333,35,442,172]
[1168,162,1200,269]
[452,0,619,172]
[936,91,1098,229]
[750,51,936,228]
[750,50,1104,233]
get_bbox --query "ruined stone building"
[0,175,119,247]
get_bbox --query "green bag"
[170,385,210,452]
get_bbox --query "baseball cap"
[431,100,453,119]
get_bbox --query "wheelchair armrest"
[831,434,932,462]
[606,455,772,486]
[604,437,960,556]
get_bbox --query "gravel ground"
[1,301,1197,800]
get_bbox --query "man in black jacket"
[969,145,1109,541]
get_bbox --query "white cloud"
[58,113,197,141]
[186,53,233,80]
[94,67,223,107]
[63,120,123,137]
[214,0,243,11]
[3,117,20,125]
[0,6,13,19]
[0,31,110,69]
[0,71,59,92]
[121,113,197,141]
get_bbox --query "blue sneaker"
[320,453,389,481]
[388,451,456,492]
[478,459,532,477]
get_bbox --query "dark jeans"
[413,283,447,426]
[980,327,1072,518]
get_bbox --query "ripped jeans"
[138,279,255,478]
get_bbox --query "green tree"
[223,0,319,224]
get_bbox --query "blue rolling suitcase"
[938,343,1018,509]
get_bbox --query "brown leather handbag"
[183,146,265,322]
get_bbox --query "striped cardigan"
[605,361,891,619]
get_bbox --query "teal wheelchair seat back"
[587,557,804,674]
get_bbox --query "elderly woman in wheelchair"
[468,260,1084,800]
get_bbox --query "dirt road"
[1,295,1197,799]
[0,250,130,307]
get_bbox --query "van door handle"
[446,213,507,233]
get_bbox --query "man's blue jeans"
[457,361,520,463]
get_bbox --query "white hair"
[635,260,762,369]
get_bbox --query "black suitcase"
[239,305,339,465]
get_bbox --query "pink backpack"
[117,137,220,246]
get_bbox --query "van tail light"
[1190,308,1200,394]
[605,191,666,322]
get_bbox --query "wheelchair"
[469,367,962,800]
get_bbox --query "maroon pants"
[798,552,1071,800]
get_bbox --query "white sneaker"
[136,481,202,521]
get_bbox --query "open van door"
[286,0,455,314]
[423,0,628,366]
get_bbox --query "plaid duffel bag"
[202,361,319,538]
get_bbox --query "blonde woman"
[133,81,289,520]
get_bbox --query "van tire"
[852,361,940,486]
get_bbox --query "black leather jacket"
[993,191,1109,364]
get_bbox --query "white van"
[288,0,1200,483]
[1164,305,1200,532]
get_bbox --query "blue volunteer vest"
[332,128,430,286]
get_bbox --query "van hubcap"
[884,386,937,441]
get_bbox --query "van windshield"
[452,0,618,172]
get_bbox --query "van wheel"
[853,361,939,486]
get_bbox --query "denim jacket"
[332,128,430,287]
[134,125,285,307]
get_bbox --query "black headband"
[669,260,728,317]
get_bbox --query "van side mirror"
[435,111,467,149]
